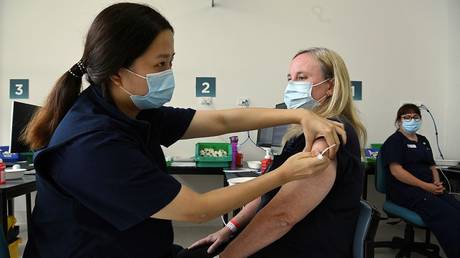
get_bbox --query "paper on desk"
[171,161,196,167]
[223,168,258,173]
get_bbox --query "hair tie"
[68,60,87,78]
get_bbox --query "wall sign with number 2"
[196,77,216,97]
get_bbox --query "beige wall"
[1,0,459,223]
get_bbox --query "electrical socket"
[237,97,250,107]
[199,97,213,105]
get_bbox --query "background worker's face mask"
[283,78,331,109]
[120,69,175,110]
[401,119,422,133]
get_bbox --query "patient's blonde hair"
[282,47,367,149]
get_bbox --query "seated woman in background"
[380,103,460,258]
[187,47,367,258]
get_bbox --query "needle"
[317,144,337,160]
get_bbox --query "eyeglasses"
[401,114,421,122]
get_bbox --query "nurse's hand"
[278,151,330,182]
[298,109,346,159]
[189,226,232,254]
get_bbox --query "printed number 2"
[202,82,210,94]
[15,84,24,95]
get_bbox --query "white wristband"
[225,221,238,233]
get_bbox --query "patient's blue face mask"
[283,78,331,109]
[120,69,175,110]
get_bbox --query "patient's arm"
[220,139,337,258]
[189,198,261,253]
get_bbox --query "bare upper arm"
[182,110,226,139]
[258,138,337,225]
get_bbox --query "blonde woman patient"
[184,48,367,258]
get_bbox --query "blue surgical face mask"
[120,69,175,110]
[402,119,422,133]
[283,78,331,109]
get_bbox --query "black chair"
[0,223,10,258]
[353,200,380,258]
[372,155,441,258]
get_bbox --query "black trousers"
[411,193,460,258]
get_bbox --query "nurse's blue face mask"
[401,114,422,133]
[119,69,175,110]
[283,78,331,109]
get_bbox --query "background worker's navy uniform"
[23,85,195,258]
[251,118,363,258]
[381,131,460,258]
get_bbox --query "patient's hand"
[189,226,233,254]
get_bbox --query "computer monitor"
[270,103,289,149]
[256,103,289,151]
[10,101,40,153]
[271,124,289,147]
[256,127,273,147]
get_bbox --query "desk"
[362,162,376,200]
[0,175,36,240]
[441,168,460,192]
[224,171,260,181]
[168,166,224,176]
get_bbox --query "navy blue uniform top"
[380,131,435,206]
[251,118,363,258]
[23,85,195,258]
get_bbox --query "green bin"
[195,142,232,168]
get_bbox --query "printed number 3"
[201,82,210,94]
[15,84,24,95]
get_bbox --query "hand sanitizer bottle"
[260,148,272,174]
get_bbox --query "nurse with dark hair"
[380,103,460,258]
[21,3,345,258]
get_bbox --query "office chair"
[0,224,10,258]
[353,200,380,258]
[373,155,441,258]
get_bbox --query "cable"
[419,104,445,160]
[438,167,460,196]
[238,131,265,151]
[438,167,452,193]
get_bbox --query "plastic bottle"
[0,158,6,184]
[260,148,272,174]
[229,136,239,169]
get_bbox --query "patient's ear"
[326,80,335,96]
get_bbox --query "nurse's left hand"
[298,109,346,159]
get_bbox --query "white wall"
[1,0,459,223]
[1,0,457,158]
[446,0,460,160]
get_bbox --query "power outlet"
[199,97,213,105]
[237,97,250,107]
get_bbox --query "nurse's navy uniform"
[381,131,460,258]
[23,85,195,258]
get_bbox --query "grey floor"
[16,175,449,257]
